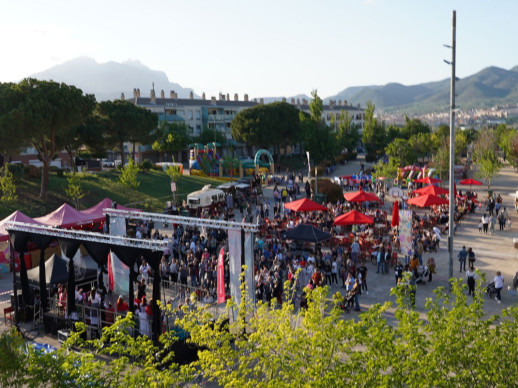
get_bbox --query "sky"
[1,0,518,99]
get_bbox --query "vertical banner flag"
[217,247,226,303]
[399,210,413,255]
[228,229,242,305]
[244,231,254,304]
[109,251,130,296]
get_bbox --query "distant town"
[379,103,518,129]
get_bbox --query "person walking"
[358,262,368,295]
[466,266,476,296]
[489,214,496,235]
[494,271,504,304]
[394,261,404,285]
[458,246,467,273]
[467,247,476,268]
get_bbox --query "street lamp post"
[444,10,456,282]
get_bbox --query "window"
[187,110,193,120]
[195,110,201,120]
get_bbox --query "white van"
[187,185,225,210]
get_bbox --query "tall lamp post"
[444,10,456,282]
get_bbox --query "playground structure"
[189,145,274,178]
[396,166,436,187]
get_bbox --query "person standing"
[358,262,368,295]
[394,261,404,285]
[481,214,489,234]
[501,207,509,230]
[458,246,467,273]
[331,258,339,285]
[351,239,360,264]
[466,266,476,296]
[494,271,504,304]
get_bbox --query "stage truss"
[105,208,259,233]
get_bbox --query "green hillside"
[0,169,224,219]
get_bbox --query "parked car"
[102,159,115,168]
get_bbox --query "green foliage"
[401,116,431,139]
[139,159,153,170]
[362,101,386,160]
[231,101,300,160]
[432,137,450,180]
[7,163,23,181]
[333,110,361,153]
[192,127,227,147]
[0,79,96,199]
[0,163,17,202]
[119,159,140,190]
[386,138,416,167]
[65,172,85,209]
[473,129,502,188]
[152,121,191,154]
[98,99,158,164]
[301,109,337,165]
[0,315,194,387]
[373,159,399,180]
[166,164,182,182]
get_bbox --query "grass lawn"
[0,169,225,219]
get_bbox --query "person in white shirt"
[494,271,504,303]
[140,259,151,284]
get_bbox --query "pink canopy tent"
[35,203,96,228]
[80,197,141,222]
[0,211,44,242]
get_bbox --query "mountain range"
[29,58,518,114]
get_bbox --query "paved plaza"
[1,156,518,344]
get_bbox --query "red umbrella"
[413,185,449,196]
[334,210,374,226]
[413,176,442,184]
[344,190,380,203]
[391,200,400,227]
[459,178,483,186]
[284,198,328,212]
[407,194,449,208]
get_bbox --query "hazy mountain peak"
[31,57,197,101]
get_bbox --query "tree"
[409,132,433,162]
[231,102,300,165]
[432,137,450,180]
[386,138,416,167]
[401,116,431,139]
[0,79,95,199]
[473,129,501,188]
[300,111,337,166]
[0,315,194,387]
[99,100,158,165]
[0,164,17,202]
[333,110,360,153]
[152,122,191,160]
[362,101,386,161]
[65,172,85,209]
[193,127,227,148]
[120,158,140,191]
[372,158,399,181]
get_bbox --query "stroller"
[486,282,497,299]
[414,266,430,284]
[339,290,356,312]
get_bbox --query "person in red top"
[105,302,115,325]
[312,268,323,287]
[116,295,129,313]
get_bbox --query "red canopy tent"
[391,201,400,227]
[0,211,44,242]
[344,190,380,203]
[413,177,442,185]
[407,194,449,208]
[334,210,374,226]
[284,198,328,212]
[413,185,449,196]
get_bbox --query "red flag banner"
[217,247,226,303]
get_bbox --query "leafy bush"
[23,165,40,178]
[7,164,23,181]
[314,178,342,203]
[140,159,153,170]
[49,166,64,177]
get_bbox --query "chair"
[4,306,14,325]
